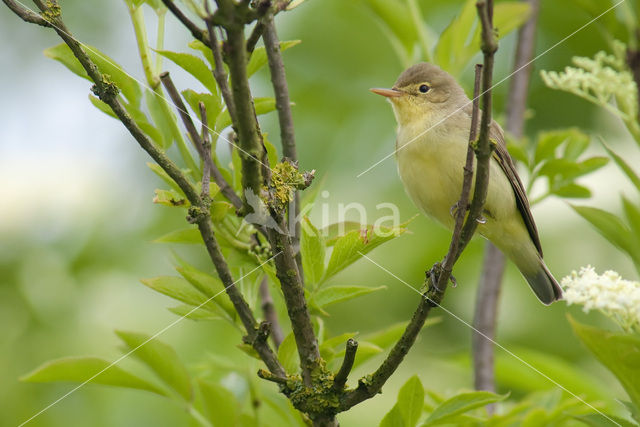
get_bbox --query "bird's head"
[371,62,467,126]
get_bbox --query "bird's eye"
[419,84,430,93]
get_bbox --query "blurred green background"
[1,0,638,425]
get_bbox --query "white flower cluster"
[561,265,640,333]
[540,40,638,124]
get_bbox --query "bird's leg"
[450,201,470,219]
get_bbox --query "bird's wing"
[489,120,543,256]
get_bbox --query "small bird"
[371,62,562,304]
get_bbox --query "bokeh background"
[1,0,638,425]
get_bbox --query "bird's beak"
[370,87,404,98]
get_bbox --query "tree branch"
[259,276,284,348]
[473,0,539,401]
[9,3,285,379]
[160,0,209,44]
[1,0,50,27]
[332,339,358,392]
[262,13,303,276]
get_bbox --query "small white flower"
[561,266,640,333]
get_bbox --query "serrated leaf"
[199,379,239,427]
[21,356,166,395]
[278,333,300,374]
[44,43,141,106]
[398,375,424,427]
[600,138,640,192]
[155,50,218,95]
[215,97,277,131]
[247,40,301,77]
[154,228,203,244]
[423,391,507,425]
[569,316,640,409]
[153,189,189,207]
[323,225,406,282]
[140,276,217,311]
[115,330,192,401]
[311,285,385,309]
[571,205,633,254]
[551,183,591,199]
[301,217,325,286]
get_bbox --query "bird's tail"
[521,259,563,305]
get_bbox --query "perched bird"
[371,62,562,304]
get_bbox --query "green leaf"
[323,225,406,282]
[155,50,218,95]
[147,162,187,196]
[89,94,117,118]
[364,318,441,349]
[423,391,507,425]
[181,89,222,132]
[398,375,425,427]
[215,97,277,131]
[199,379,239,427]
[568,156,609,180]
[600,138,640,192]
[574,414,639,427]
[188,39,214,67]
[319,332,357,361]
[146,89,175,149]
[301,217,326,286]
[622,197,640,247]
[175,258,235,319]
[569,316,640,409]
[210,201,234,222]
[247,40,301,77]
[278,333,300,374]
[311,285,385,309]
[168,304,221,320]
[140,276,218,312]
[334,341,383,371]
[154,228,203,244]
[551,183,591,199]
[153,189,189,207]
[535,129,586,164]
[322,221,368,246]
[21,356,166,395]
[380,405,405,427]
[434,0,477,76]
[44,43,142,106]
[571,205,633,254]
[621,400,640,424]
[115,330,192,401]
[563,131,590,161]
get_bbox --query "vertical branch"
[472,0,540,400]
[262,14,303,277]
[259,276,284,348]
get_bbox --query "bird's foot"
[450,201,470,219]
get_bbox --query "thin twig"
[332,339,358,392]
[205,3,237,126]
[10,3,285,379]
[161,0,209,44]
[262,13,303,277]
[159,71,205,158]
[473,0,539,402]
[199,102,212,199]
[259,276,284,348]
[1,0,50,27]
